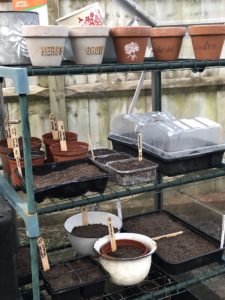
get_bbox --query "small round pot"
[150,27,186,61]
[7,150,45,188]
[69,26,109,64]
[64,211,123,256]
[0,137,42,175]
[110,26,151,63]
[49,141,88,162]
[42,131,78,163]
[188,24,225,60]
[94,232,157,286]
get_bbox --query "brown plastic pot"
[49,141,89,162]
[110,26,151,63]
[0,137,42,175]
[150,27,186,61]
[42,131,78,163]
[7,150,45,188]
[188,24,225,60]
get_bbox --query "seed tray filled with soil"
[41,256,109,300]
[91,152,130,173]
[20,158,109,203]
[123,210,225,274]
[106,158,158,186]
[88,148,116,157]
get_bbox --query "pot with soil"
[0,136,42,176]
[7,150,45,188]
[42,131,78,163]
[149,26,186,61]
[94,232,157,286]
[110,26,151,63]
[50,141,88,162]
[64,211,122,256]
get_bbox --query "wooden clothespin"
[10,126,22,176]
[107,217,117,252]
[137,132,143,161]
[37,236,50,272]
[49,113,58,140]
[57,120,67,151]
[4,117,12,148]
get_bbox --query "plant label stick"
[57,120,67,151]
[82,207,88,226]
[49,113,58,140]
[10,126,22,176]
[37,237,50,272]
[107,217,117,252]
[4,117,12,148]
[137,132,143,161]
[88,134,95,160]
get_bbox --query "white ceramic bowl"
[21,25,68,66]
[69,26,109,64]
[94,232,157,286]
[64,211,122,256]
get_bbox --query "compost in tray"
[95,153,130,164]
[71,223,118,238]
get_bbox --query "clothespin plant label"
[10,126,22,176]
[107,217,117,252]
[88,134,95,160]
[82,207,88,226]
[37,236,50,272]
[49,113,58,140]
[4,117,13,148]
[137,132,143,161]
[57,120,67,151]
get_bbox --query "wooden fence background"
[1,0,225,148]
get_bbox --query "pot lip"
[150,26,186,37]
[110,26,151,37]
[69,26,110,37]
[49,141,88,152]
[21,25,68,37]
[0,11,38,15]
[94,232,157,261]
[42,131,78,140]
[7,149,46,160]
[56,2,101,23]
[188,24,225,35]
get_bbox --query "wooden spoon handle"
[153,231,183,241]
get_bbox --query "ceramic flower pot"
[42,131,78,163]
[110,26,151,63]
[7,150,45,188]
[69,26,109,64]
[49,141,89,162]
[188,24,225,60]
[21,25,68,66]
[0,137,42,175]
[150,27,186,61]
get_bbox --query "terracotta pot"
[110,26,151,63]
[150,27,186,61]
[0,137,42,175]
[100,239,148,258]
[42,131,78,163]
[188,25,225,60]
[49,141,89,162]
[7,150,45,188]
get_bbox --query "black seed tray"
[41,256,109,300]
[20,158,109,203]
[123,210,225,274]
[109,136,224,176]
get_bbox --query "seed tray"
[106,157,158,186]
[88,148,116,158]
[20,158,109,203]
[123,210,225,274]
[109,136,224,176]
[41,256,109,300]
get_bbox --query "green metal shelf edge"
[0,174,39,237]
[37,164,225,215]
[0,66,29,94]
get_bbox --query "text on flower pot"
[193,40,217,51]
[155,46,174,53]
[86,46,104,55]
[41,46,64,56]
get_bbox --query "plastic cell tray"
[109,136,225,176]
[123,210,225,274]
[20,158,110,203]
[106,157,158,186]
[41,256,109,300]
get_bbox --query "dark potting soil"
[92,148,115,156]
[107,244,145,259]
[123,212,217,263]
[33,163,104,189]
[110,158,154,171]
[71,224,117,238]
[16,246,31,278]
[96,153,129,164]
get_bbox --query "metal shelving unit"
[1,59,225,300]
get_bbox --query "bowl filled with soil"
[64,211,122,256]
[50,141,88,162]
[94,232,157,286]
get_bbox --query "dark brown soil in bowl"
[123,211,217,263]
[106,244,145,258]
[96,153,129,164]
[71,224,118,238]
